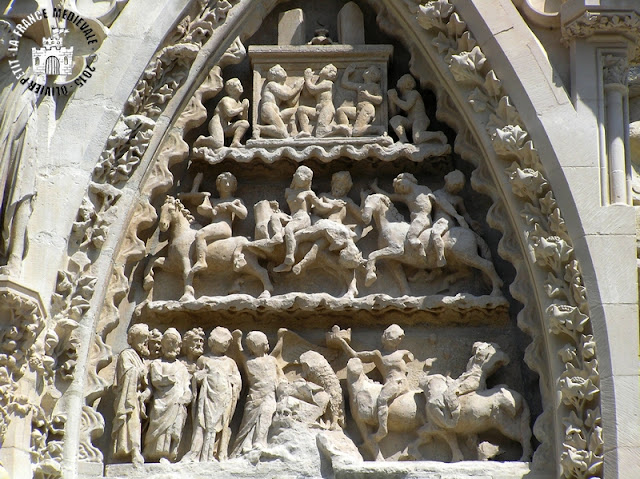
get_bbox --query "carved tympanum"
[107,322,531,466]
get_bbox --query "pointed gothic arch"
[23,1,636,478]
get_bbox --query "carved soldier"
[296,64,339,138]
[144,328,192,462]
[112,323,150,466]
[430,170,478,267]
[231,331,286,456]
[318,171,364,232]
[273,166,337,272]
[336,65,384,137]
[189,172,248,274]
[372,173,443,264]
[183,327,241,462]
[256,64,304,139]
[207,78,250,148]
[334,324,414,442]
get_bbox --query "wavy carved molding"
[31,0,602,477]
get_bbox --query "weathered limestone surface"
[0,1,639,478]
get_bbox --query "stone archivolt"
[15,1,606,478]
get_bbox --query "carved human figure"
[183,327,241,462]
[147,328,162,360]
[388,74,446,144]
[144,328,192,462]
[182,327,205,372]
[190,172,248,274]
[319,171,363,231]
[257,64,304,139]
[0,46,38,276]
[273,166,336,272]
[336,65,384,137]
[207,78,250,148]
[373,173,443,264]
[231,331,286,456]
[296,64,338,138]
[430,170,478,267]
[112,324,150,466]
[419,342,532,462]
[334,324,414,442]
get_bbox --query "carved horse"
[145,196,273,301]
[248,200,363,298]
[361,193,503,296]
[420,342,533,462]
[345,357,426,461]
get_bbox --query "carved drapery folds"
[33,0,602,477]
[103,322,531,473]
[416,1,601,477]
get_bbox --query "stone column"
[603,54,629,204]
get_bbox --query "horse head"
[159,196,194,233]
[361,193,390,226]
[346,357,365,384]
[159,196,178,232]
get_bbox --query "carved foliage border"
[411,1,602,477]
[39,0,240,470]
[48,0,602,476]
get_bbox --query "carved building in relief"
[0,1,639,479]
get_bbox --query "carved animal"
[361,193,503,296]
[420,342,533,462]
[299,350,345,430]
[346,357,425,461]
[147,196,274,301]
[248,200,361,298]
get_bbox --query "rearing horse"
[146,196,273,301]
[361,193,502,296]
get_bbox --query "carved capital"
[561,8,640,62]
[603,54,629,88]
[0,277,46,444]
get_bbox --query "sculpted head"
[161,328,182,361]
[363,65,381,83]
[397,74,416,92]
[346,357,364,381]
[444,169,465,193]
[225,78,243,97]
[381,324,405,351]
[246,331,269,356]
[393,172,417,194]
[127,323,150,357]
[267,64,287,83]
[183,327,205,361]
[291,165,313,189]
[331,171,353,197]
[216,171,238,197]
[209,326,232,355]
[320,64,337,81]
[148,328,162,359]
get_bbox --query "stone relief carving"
[105,322,530,468]
[111,324,150,466]
[35,2,244,475]
[141,163,503,307]
[414,0,601,476]
[35,0,604,476]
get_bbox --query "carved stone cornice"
[561,8,640,62]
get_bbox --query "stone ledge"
[136,293,509,327]
[192,140,451,165]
